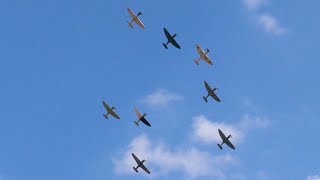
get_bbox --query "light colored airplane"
[217,129,235,150]
[102,101,120,120]
[134,107,151,127]
[194,44,213,65]
[127,8,145,29]
[203,81,221,103]
[162,28,181,49]
[132,153,150,174]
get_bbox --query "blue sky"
[0,0,319,179]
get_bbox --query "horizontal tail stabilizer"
[217,144,222,150]
[103,114,108,119]
[162,43,168,49]
[133,167,138,173]
[203,96,208,102]
[194,59,200,65]
[127,21,133,28]
[134,121,139,126]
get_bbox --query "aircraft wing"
[134,18,145,29]
[127,8,136,19]
[139,163,151,174]
[210,91,221,102]
[132,153,141,165]
[218,129,227,141]
[163,28,172,40]
[225,139,235,150]
[170,39,181,49]
[196,44,205,56]
[110,111,120,119]
[134,107,143,119]
[203,55,213,65]
[204,81,212,94]
[102,101,111,111]
[140,117,151,127]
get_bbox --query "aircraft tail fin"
[203,96,208,102]
[134,121,139,127]
[133,167,138,173]
[194,59,200,65]
[162,43,168,49]
[217,144,222,150]
[127,21,133,28]
[103,114,109,119]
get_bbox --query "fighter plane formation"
[102,7,236,175]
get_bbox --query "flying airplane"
[194,44,213,65]
[162,28,181,49]
[132,153,150,174]
[127,8,145,29]
[203,81,221,103]
[134,107,151,127]
[102,101,120,119]
[217,129,235,150]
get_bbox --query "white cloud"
[257,14,286,35]
[140,89,184,108]
[243,0,268,11]
[113,134,236,179]
[307,175,320,180]
[191,114,270,145]
[192,115,244,145]
[242,0,287,36]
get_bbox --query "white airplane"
[194,44,213,65]
[127,8,145,29]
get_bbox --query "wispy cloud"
[191,114,270,145]
[257,14,286,35]
[242,0,287,36]
[243,0,268,11]
[113,134,236,179]
[140,89,184,108]
[307,175,320,180]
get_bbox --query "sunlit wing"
[203,55,213,65]
[140,163,151,174]
[132,153,141,165]
[134,107,142,119]
[225,140,235,150]
[127,8,136,19]
[196,44,205,56]
[134,18,145,29]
